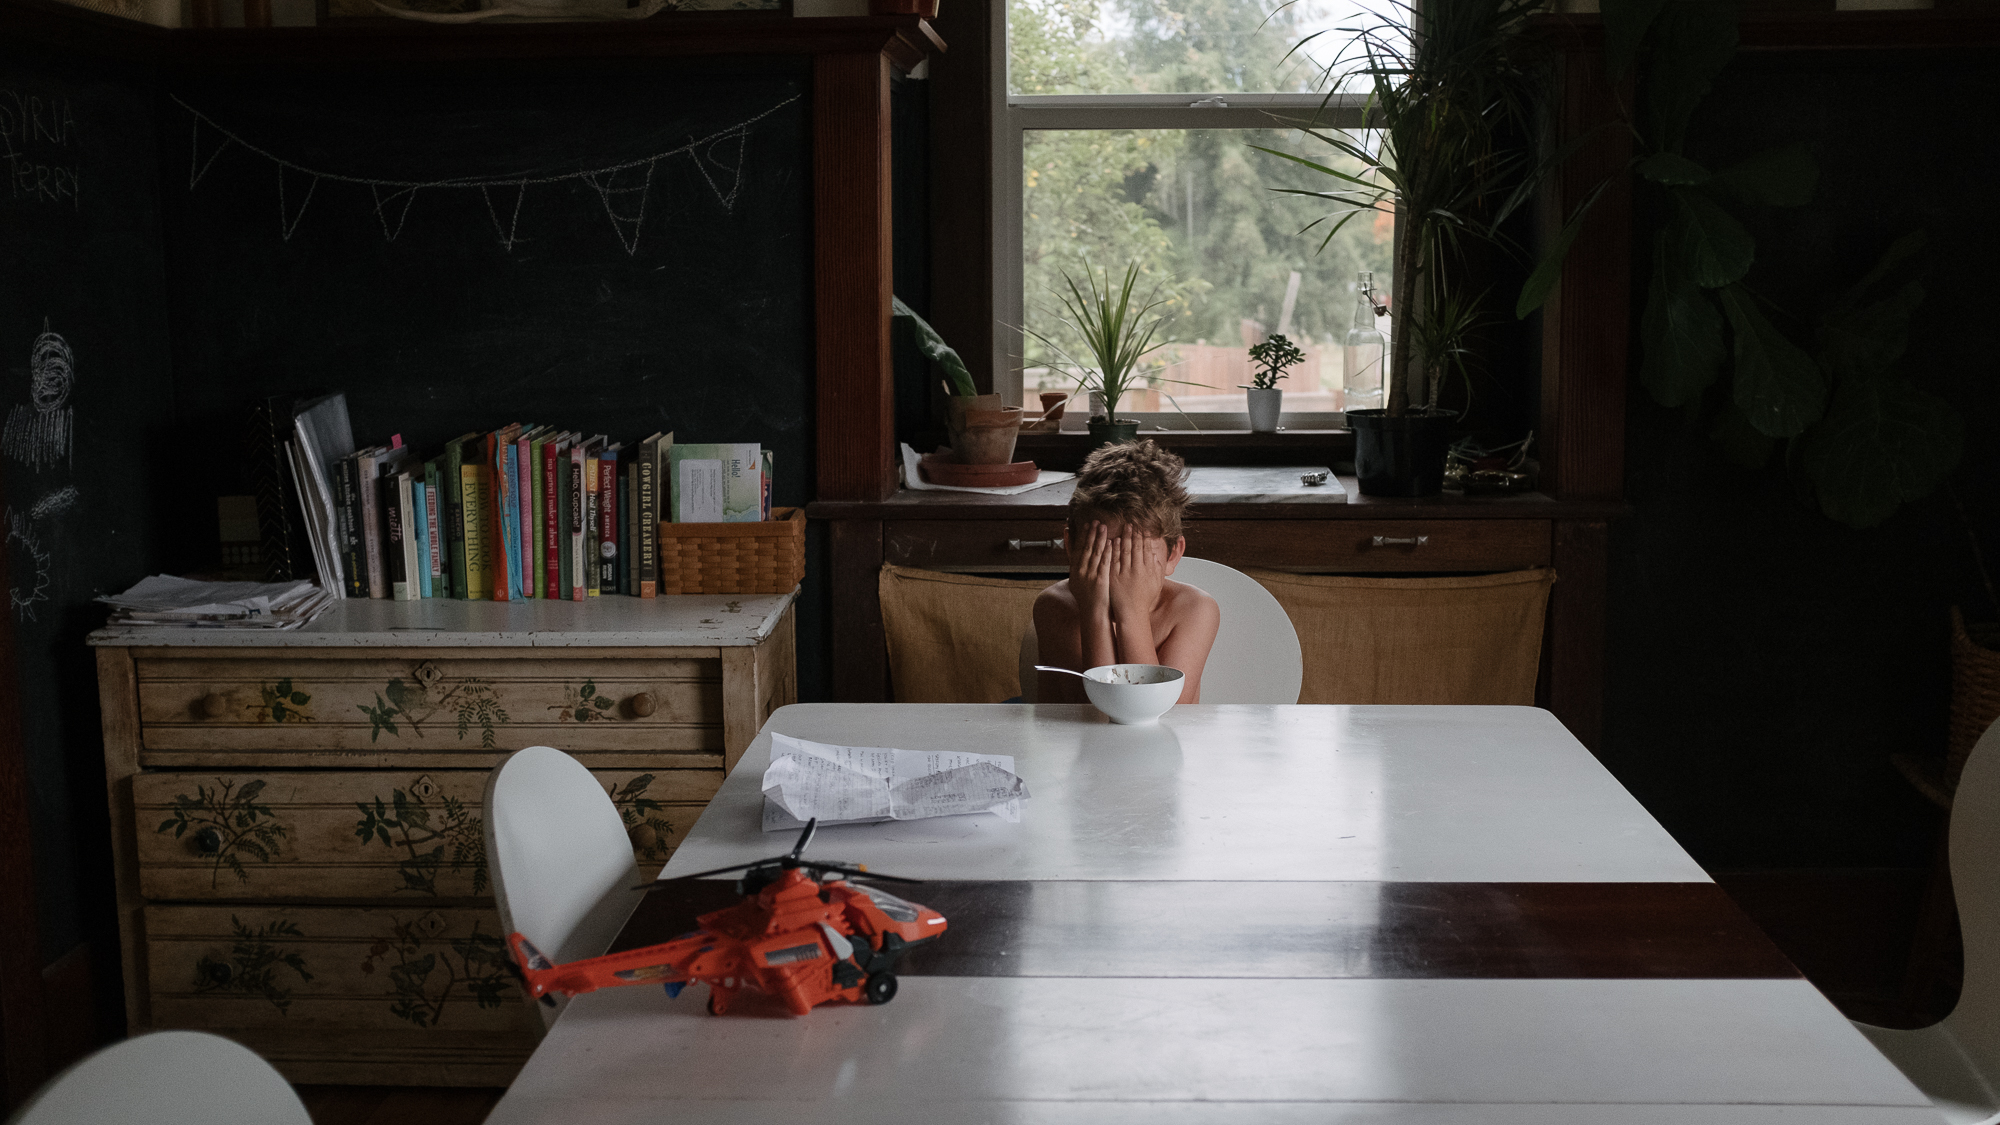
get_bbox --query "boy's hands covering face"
[1073,521,1114,619]
[1108,532,1168,622]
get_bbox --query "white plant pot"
[1246,386,1283,433]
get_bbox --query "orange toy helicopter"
[506,819,946,1016]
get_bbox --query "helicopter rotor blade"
[631,855,790,888]
[789,818,818,860]
[804,861,924,885]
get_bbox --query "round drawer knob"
[191,828,224,855]
[628,824,659,852]
[197,693,230,719]
[628,692,657,718]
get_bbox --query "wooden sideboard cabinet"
[88,593,796,1085]
[810,478,1623,747]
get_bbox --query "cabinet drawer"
[887,518,1552,574]
[1182,520,1551,572]
[133,654,722,757]
[886,520,1070,571]
[145,903,538,1034]
[134,767,717,901]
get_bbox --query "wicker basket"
[656,507,805,595]
[1948,605,2000,788]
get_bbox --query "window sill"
[1014,428,1353,472]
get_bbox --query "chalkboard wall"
[1,43,175,968]
[2,44,834,1014]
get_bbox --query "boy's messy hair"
[1068,439,1191,540]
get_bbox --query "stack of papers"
[761,733,1030,831]
[98,576,335,629]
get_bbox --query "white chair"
[5,1030,308,1125]
[1855,715,2000,1124]
[1019,557,1303,704]
[484,745,646,1027]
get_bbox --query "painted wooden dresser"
[87,591,796,1086]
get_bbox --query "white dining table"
[485,704,1942,1124]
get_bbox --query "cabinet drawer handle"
[197,693,231,719]
[1370,535,1430,548]
[627,692,657,718]
[1007,538,1066,551]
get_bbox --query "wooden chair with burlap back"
[879,561,1555,707]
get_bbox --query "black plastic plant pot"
[1087,418,1141,448]
[1347,408,1453,497]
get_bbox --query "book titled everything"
[669,443,763,523]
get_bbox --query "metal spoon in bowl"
[1034,665,1092,682]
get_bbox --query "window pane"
[1021,127,1393,417]
[1008,0,1402,96]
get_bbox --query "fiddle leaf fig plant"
[893,296,978,398]
[1518,0,1962,529]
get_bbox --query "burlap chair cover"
[878,564,1048,703]
[1244,568,1556,705]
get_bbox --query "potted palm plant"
[1243,333,1305,433]
[1263,0,1545,495]
[1030,263,1175,448]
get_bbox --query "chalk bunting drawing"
[173,93,792,254]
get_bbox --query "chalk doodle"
[6,509,49,620]
[3,321,75,472]
[0,89,81,210]
[173,94,793,255]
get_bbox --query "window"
[993,0,1400,426]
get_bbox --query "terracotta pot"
[945,393,1003,453]
[956,406,1024,465]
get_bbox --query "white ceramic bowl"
[1082,664,1184,725]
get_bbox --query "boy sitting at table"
[1034,440,1221,704]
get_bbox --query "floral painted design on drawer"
[134,769,720,900]
[147,904,537,1033]
[132,656,723,753]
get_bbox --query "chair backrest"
[484,745,644,1026]
[1163,558,1303,704]
[6,1031,308,1125]
[1944,716,2000,1068]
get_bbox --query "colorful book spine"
[569,441,587,601]
[515,429,538,599]
[487,430,513,602]
[760,449,774,520]
[423,458,446,599]
[443,435,472,599]
[619,461,634,596]
[357,447,388,599]
[543,437,565,600]
[597,446,619,594]
[555,448,572,599]
[462,464,493,600]
[583,439,602,598]
[412,479,432,598]
[636,434,659,598]
[386,472,413,602]
[337,454,366,599]
[529,431,548,599]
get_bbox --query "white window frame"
[989,0,1373,429]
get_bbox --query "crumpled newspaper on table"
[761,733,1030,831]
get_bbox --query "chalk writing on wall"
[3,320,75,472]
[175,94,794,254]
[6,484,78,621]
[0,89,80,210]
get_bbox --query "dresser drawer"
[134,767,716,901]
[145,903,538,1034]
[133,653,722,759]
[887,518,1552,574]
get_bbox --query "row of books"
[283,397,773,601]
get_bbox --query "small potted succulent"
[894,298,1022,464]
[1243,333,1304,434]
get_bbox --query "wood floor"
[295,1085,506,1125]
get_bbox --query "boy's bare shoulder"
[1035,578,1078,619]
[1161,578,1221,623]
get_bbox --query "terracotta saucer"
[920,452,1039,488]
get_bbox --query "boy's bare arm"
[1033,587,1089,703]
[1155,584,1221,703]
